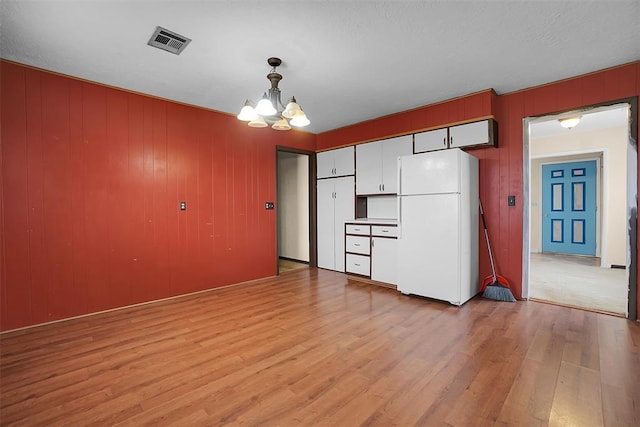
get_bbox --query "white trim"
[523,102,633,312]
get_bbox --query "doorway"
[523,101,637,318]
[275,147,316,274]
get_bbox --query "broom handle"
[479,200,498,283]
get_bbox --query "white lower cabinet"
[344,222,397,285]
[317,176,354,272]
[371,237,397,285]
[346,235,370,255]
[346,253,370,276]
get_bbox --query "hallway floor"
[529,253,628,316]
[278,258,309,274]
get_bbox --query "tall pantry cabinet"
[317,147,355,272]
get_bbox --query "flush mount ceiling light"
[559,116,582,130]
[237,57,310,130]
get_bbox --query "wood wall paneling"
[0,60,315,331]
[2,62,31,330]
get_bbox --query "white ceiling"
[530,105,631,139]
[2,1,639,134]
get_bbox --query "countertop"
[347,218,398,225]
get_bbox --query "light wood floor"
[1,268,639,426]
[278,258,309,274]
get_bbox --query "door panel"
[414,128,448,153]
[381,135,412,194]
[449,120,489,148]
[333,176,355,272]
[398,194,460,302]
[542,160,596,255]
[316,179,335,269]
[332,146,355,176]
[316,151,334,179]
[355,141,382,195]
[399,149,460,195]
[372,237,397,285]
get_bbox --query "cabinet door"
[414,128,448,153]
[381,135,412,194]
[356,141,382,195]
[449,120,490,148]
[317,151,335,179]
[316,179,335,269]
[333,146,355,176]
[371,237,397,285]
[333,177,355,272]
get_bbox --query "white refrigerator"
[397,148,479,305]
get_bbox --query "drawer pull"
[354,243,360,246]
[354,263,360,266]
[381,230,389,233]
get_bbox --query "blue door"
[542,160,597,255]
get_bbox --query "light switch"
[508,196,516,207]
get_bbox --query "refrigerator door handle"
[397,160,402,195]
[397,197,402,239]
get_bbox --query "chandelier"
[237,57,310,130]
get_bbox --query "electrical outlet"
[265,202,274,210]
[179,201,187,211]
[508,196,516,206]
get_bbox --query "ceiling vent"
[148,26,191,55]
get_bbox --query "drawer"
[346,253,370,276]
[345,224,370,235]
[346,235,370,255]
[371,225,398,237]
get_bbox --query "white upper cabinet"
[414,127,448,153]
[317,146,354,178]
[449,120,492,148]
[414,119,497,153]
[356,135,412,195]
[355,141,382,194]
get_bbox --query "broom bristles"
[483,283,516,302]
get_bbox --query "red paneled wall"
[318,62,640,308]
[0,61,315,331]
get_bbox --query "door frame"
[275,146,317,274]
[536,155,602,260]
[522,97,638,320]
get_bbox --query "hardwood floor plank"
[1,268,639,426]
[549,361,604,427]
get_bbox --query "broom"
[479,200,516,302]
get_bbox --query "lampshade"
[559,116,581,129]
[282,97,302,119]
[238,58,310,130]
[237,100,258,121]
[272,117,292,131]
[255,93,277,116]
[290,110,310,127]
[248,115,268,128]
